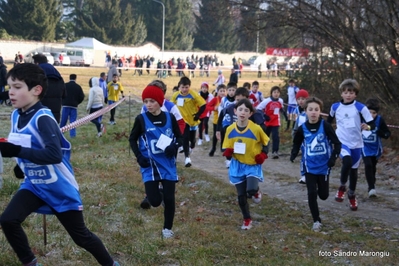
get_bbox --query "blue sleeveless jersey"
[362,115,382,158]
[10,108,83,214]
[139,112,178,183]
[302,120,332,175]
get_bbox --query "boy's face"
[201,86,208,93]
[369,109,377,119]
[227,87,236,97]
[179,84,190,96]
[305,102,321,123]
[112,76,118,82]
[143,98,161,114]
[271,90,280,98]
[341,89,356,103]
[289,82,295,87]
[7,77,41,112]
[297,97,307,108]
[218,88,226,98]
[234,103,252,123]
[252,84,259,92]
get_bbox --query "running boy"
[197,82,214,145]
[286,79,299,130]
[249,80,264,107]
[207,84,226,156]
[290,97,341,232]
[291,89,309,184]
[171,77,206,167]
[328,79,375,211]
[222,99,270,230]
[362,98,391,198]
[129,85,183,238]
[107,74,124,125]
[0,63,119,266]
[256,86,284,159]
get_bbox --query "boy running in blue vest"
[291,97,341,232]
[129,85,183,238]
[362,98,391,198]
[0,63,119,266]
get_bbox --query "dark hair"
[235,87,249,98]
[289,79,295,83]
[217,84,227,91]
[243,82,251,89]
[270,86,281,95]
[172,86,179,92]
[148,79,167,95]
[235,98,254,113]
[112,74,118,77]
[339,79,360,94]
[304,97,324,111]
[69,74,77,80]
[88,77,93,87]
[100,72,106,78]
[365,98,380,112]
[32,54,48,64]
[227,82,237,89]
[178,76,191,86]
[6,63,48,100]
[252,80,259,86]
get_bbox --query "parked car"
[51,52,71,66]
[24,52,54,65]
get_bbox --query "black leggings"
[183,124,196,157]
[340,156,358,193]
[144,180,176,230]
[305,173,329,223]
[0,190,114,265]
[235,177,259,219]
[211,124,218,151]
[363,156,378,191]
[198,117,209,139]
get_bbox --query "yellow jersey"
[171,90,206,127]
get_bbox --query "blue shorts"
[287,104,297,114]
[228,158,264,184]
[340,145,362,168]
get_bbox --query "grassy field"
[0,66,397,265]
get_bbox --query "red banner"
[266,48,309,57]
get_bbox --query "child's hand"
[136,154,151,168]
[222,148,234,159]
[361,123,371,131]
[164,144,178,158]
[13,164,25,179]
[0,142,22,158]
[255,152,268,164]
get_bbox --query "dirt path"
[177,142,399,229]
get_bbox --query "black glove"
[136,154,150,168]
[290,153,296,163]
[0,142,22,158]
[193,113,200,121]
[13,164,25,179]
[104,97,108,104]
[164,143,178,158]
[327,156,336,168]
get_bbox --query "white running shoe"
[162,228,174,239]
[312,221,322,232]
[241,218,252,230]
[298,176,306,184]
[185,157,192,167]
[197,139,203,146]
[225,159,231,168]
[252,190,262,204]
[178,147,184,153]
[368,189,377,198]
[205,134,210,142]
[97,132,102,137]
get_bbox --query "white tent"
[65,37,112,50]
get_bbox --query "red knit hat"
[201,82,209,89]
[296,89,309,100]
[142,85,164,106]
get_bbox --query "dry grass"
[0,66,398,265]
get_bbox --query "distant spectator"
[33,53,65,123]
[229,68,238,84]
